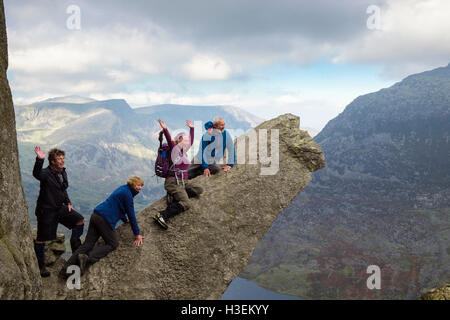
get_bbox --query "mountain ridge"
[242,63,450,299]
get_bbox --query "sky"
[4,0,450,130]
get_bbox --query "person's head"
[213,116,225,132]
[127,176,144,192]
[48,148,65,171]
[174,132,190,148]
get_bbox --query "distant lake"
[222,277,303,300]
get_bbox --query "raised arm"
[186,120,194,149]
[158,119,174,149]
[32,146,48,181]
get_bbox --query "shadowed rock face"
[0,1,42,299]
[42,114,325,299]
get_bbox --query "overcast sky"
[4,0,450,130]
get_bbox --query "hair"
[48,148,65,164]
[175,132,187,144]
[213,116,224,125]
[127,176,144,187]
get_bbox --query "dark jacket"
[93,184,140,236]
[33,157,71,214]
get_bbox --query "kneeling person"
[60,176,145,278]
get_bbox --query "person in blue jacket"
[59,176,145,278]
[188,116,236,179]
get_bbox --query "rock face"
[421,284,450,300]
[0,1,42,299]
[42,114,325,299]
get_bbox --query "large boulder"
[421,284,450,300]
[0,0,42,299]
[42,113,325,299]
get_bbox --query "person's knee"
[194,186,204,195]
[110,241,119,251]
[179,201,190,211]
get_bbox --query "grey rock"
[0,1,42,300]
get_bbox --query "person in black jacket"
[33,146,84,277]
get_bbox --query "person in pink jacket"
[154,119,204,229]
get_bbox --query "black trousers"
[36,205,83,242]
[65,212,118,267]
[187,163,223,179]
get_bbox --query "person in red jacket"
[154,119,204,229]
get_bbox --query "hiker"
[188,116,236,179]
[32,146,84,277]
[59,176,145,278]
[153,119,204,229]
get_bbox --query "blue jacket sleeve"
[123,192,140,236]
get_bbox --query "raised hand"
[158,119,167,130]
[186,120,194,128]
[34,146,46,159]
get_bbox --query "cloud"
[4,0,450,127]
[334,0,450,78]
[181,54,233,80]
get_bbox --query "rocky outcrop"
[421,284,450,300]
[0,0,42,299]
[42,114,325,299]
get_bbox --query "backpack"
[155,131,171,178]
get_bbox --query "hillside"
[242,63,450,299]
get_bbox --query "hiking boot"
[78,253,88,275]
[153,212,168,230]
[34,241,50,277]
[58,266,69,280]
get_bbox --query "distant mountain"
[15,98,263,229]
[42,95,97,104]
[242,63,450,299]
[135,104,263,131]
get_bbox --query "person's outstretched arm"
[123,191,144,246]
[158,119,174,149]
[32,146,48,181]
[186,120,194,150]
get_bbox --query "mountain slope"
[242,63,450,299]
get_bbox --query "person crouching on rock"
[153,119,204,230]
[59,176,145,279]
